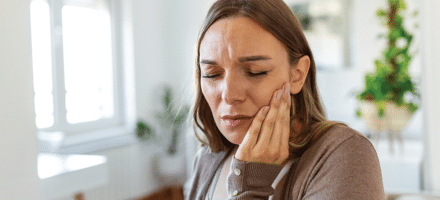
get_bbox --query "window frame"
[33,0,136,153]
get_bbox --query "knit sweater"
[185,125,385,199]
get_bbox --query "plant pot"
[155,152,186,186]
[359,100,414,153]
[359,101,413,132]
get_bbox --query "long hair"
[192,0,345,154]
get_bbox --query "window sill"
[38,153,108,199]
[38,124,138,154]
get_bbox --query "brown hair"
[192,0,345,154]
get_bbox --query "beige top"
[209,149,234,200]
[186,125,386,199]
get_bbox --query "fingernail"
[285,83,290,94]
[262,106,269,116]
[276,90,282,100]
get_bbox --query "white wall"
[0,0,40,199]
[132,0,210,124]
[1,0,438,199]
[132,0,166,125]
[422,0,440,192]
[132,0,211,186]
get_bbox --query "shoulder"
[298,124,376,170]
[308,124,373,156]
[294,124,385,199]
[321,124,369,144]
[192,145,212,168]
[194,145,209,161]
[302,124,380,170]
[192,146,206,167]
[312,124,380,169]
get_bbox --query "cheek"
[201,81,218,108]
[251,83,277,107]
[261,91,274,105]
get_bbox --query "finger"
[256,88,283,148]
[240,106,269,150]
[270,83,290,148]
[267,83,290,165]
[279,83,291,153]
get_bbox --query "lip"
[221,115,253,128]
[221,115,253,120]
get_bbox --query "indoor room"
[1,0,440,199]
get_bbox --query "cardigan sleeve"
[226,157,283,199]
[302,134,386,200]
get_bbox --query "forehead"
[200,16,287,61]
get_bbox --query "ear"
[289,56,310,94]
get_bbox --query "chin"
[228,138,243,145]
[222,130,246,145]
[215,118,251,145]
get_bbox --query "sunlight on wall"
[30,0,115,128]
[62,5,114,124]
[30,0,54,128]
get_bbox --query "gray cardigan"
[185,125,385,199]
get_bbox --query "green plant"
[136,121,155,141]
[155,85,190,155]
[356,0,420,118]
[135,85,190,155]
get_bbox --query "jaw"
[218,122,251,145]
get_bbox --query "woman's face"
[199,16,294,145]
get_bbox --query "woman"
[186,0,385,199]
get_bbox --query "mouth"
[221,115,253,128]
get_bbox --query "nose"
[221,72,246,105]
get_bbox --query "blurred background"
[1,0,440,199]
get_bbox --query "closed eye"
[201,71,268,79]
[248,71,268,77]
[201,74,220,79]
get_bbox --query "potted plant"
[154,85,190,155]
[136,121,155,141]
[136,84,190,181]
[356,0,420,152]
[136,85,190,151]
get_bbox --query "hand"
[235,82,291,165]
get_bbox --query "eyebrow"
[199,55,272,65]
[238,55,272,63]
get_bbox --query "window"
[30,0,130,148]
[287,0,352,71]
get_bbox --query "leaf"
[377,9,388,17]
[376,101,387,118]
[395,15,404,27]
[162,86,173,109]
[389,0,399,7]
[398,0,407,10]
[136,121,155,141]
[407,102,419,113]
[173,106,190,125]
[389,29,402,41]
[356,108,362,118]
[413,10,419,17]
